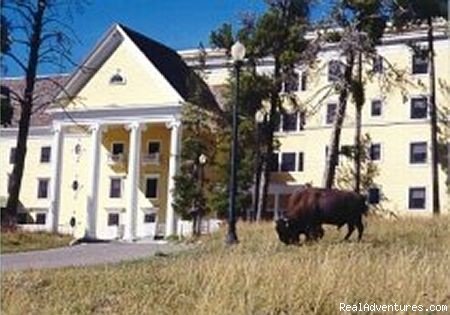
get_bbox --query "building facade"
[1,23,449,239]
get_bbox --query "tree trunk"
[354,52,363,194]
[427,17,440,215]
[5,0,47,226]
[324,52,355,189]
[259,59,281,220]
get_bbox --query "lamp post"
[196,153,207,236]
[226,41,245,245]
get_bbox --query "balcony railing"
[142,153,160,165]
[107,153,126,165]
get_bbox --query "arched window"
[109,70,126,85]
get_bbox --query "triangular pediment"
[55,24,186,110]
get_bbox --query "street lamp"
[226,41,245,245]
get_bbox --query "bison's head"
[275,218,298,245]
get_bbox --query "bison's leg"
[344,223,355,241]
[356,217,364,241]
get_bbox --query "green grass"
[1,216,450,315]
[0,230,73,254]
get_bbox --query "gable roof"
[57,24,219,112]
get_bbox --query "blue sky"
[2,0,330,77]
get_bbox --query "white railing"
[107,153,126,165]
[142,153,160,165]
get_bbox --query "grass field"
[1,216,450,315]
[0,230,73,254]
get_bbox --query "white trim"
[407,186,428,211]
[409,95,429,121]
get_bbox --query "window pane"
[110,178,122,198]
[148,142,160,154]
[368,188,380,204]
[112,143,124,155]
[409,188,426,209]
[108,213,120,226]
[300,72,307,91]
[40,146,51,163]
[411,97,427,119]
[298,152,304,172]
[328,60,343,82]
[370,144,381,161]
[410,142,427,163]
[282,113,297,132]
[284,72,299,92]
[38,179,49,199]
[412,54,428,74]
[144,213,156,223]
[36,213,46,225]
[146,178,158,198]
[281,153,296,172]
[326,103,337,124]
[371,100,382,116]
[373,56,383,73]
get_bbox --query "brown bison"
[276,187,368,245]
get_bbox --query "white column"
[124,121,144,241]
[48,123,63,232]
[87,123,103,239]
[165,120,181,237]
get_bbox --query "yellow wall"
[66,39,182,110]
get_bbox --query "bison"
[276,187,368,245]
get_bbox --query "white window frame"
[109,177,123,199]
[40,146,52,163]
[408,187,427,210]
[144,174,160,200]
[370,98,383,118]
[409,95,429,120]
[37,178,50,199]
[409,141,428,165]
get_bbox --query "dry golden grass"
[1,230,73,254]
[1,216,450,315]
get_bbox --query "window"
[326,103,337,124]
[144,213,156,223]
[370,144,381,161]
[298,152,304,172]
[37,179,49,199]
[409,187,426,209]
[112,143,124,155]
[299,111,306,130]
[269,153,279,172]
[412,52,428,74]
[110,70,126,85]
[281,153,296,172]
[371,100,382,117]
[148,142,160,154]
[410,97,428,119]
[284,72,299,92]
[281,112,298,132]
[9,147,16,164]
[36,213,46,225]
[410,142,427,164]
[145,177,158,199]
[109,178,122,198]
[108,213,120,226]
[300,72,307,91]
[40,146,51,163]
[372,56,383,73]
[328,60,343,82]
[368,187,380,204]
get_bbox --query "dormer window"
[109,70,126,85]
